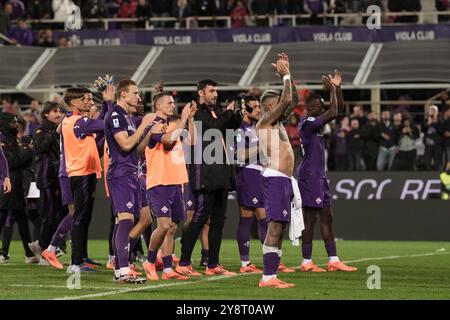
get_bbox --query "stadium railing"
[23,11,450,31]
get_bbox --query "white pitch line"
[9,284,121,290]
[51,250,449,300]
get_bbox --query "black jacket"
[0,127,33,210]
[422,120,442,147]
[378,121,398,148]
[361,121,380,155]
[33,120,60,190]
[188,103,242,192]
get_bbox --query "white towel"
[289,177,304,246]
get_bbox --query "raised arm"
[114,113,156,152]
[277,53,300,120]
[161,102,197,147]
[318,75,338,125]
[136,122,166,155]
[329,69,344,113]
[258,56,293,127]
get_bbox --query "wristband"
[283,75,291,82]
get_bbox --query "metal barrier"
[23,11,450,31]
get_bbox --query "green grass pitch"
[0,240,449,300]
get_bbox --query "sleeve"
[148,133,164,149]
[33,128,59,155]
[74,116,105,138]
[0,146,9,178]
[194,108,238,132]
[98,101,113,120]
[106,112,127,137]
[301,116,323,134]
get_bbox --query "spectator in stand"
[377,110,398,171]
[396,117,420,170]
[29,99,42,120]
[117,0,138,18]
[348,118,366,170]
[1,96,15,114]
[304,0,328,24]
[285,113,301,169]
[438,90,449,113]
[57,35,71,47]
[52,0,75,22]
[393,111,402,128]
[82,0,108,18]
[350,104,367,127]
[333,116,350,171]
[136,0,151,28]
[249,0,274,26]
[229,0,248,28]
[172,0,190,28]
[150,0,173,28]
[436,0,449,22]
[22,109,40,136]
[8,18,33,46]
[27,0,52,20]
[0,3,13,44]
[388,0,421,23]
[33,29,57,47]
[440,105,450,166]
[361,111,380,171]
[422,105,443,170]
[193,0,216,27]
[82,0,108,28]
[7,0,25,20]
[106,0,121,17]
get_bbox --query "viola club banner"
[327,172,442,200]
[53,24,450,47]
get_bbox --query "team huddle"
[0,53,356,288]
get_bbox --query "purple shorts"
[59,176,74,206]
[262,174,292,223]
[138,175,149,209]
[147,185,185,222]
[236,167,264,209]
[298,177,331,208]
[107,174,141,218]
[183,182,196,211]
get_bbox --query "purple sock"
[50,215,73,247]
[325,241,337,257]
[237,217,252,261]
[302,243,313,259]
[146,249,157,263]
[111,224,119,270]
[263,252,280,276]
[201,249,209,259]
[115,219,133,269]
[162,255,173,270]
[258,219,268,244]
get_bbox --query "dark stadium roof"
[0,41,449,92]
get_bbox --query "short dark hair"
[197,79,217,91]
[63,87,90,106]
[152,91,172,111]
[41,101,61,120]
[244,95,258,104]
[116,79,137,100]
[306,93,322,107]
